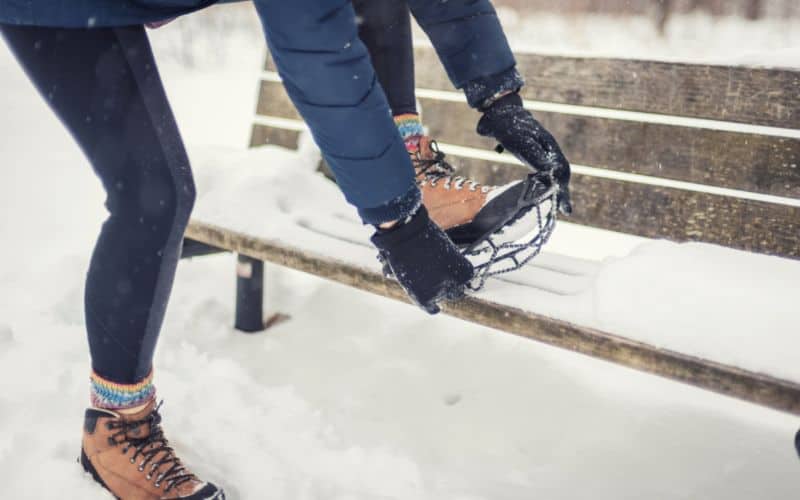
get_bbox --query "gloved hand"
[371,206,474,314]
[477,92,573,215]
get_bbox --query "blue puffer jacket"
[1,0,519,224]
[0,0,222,27]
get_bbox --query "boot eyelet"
[130,457,136,464]
[138,465,145,472]
[146,473,152,480]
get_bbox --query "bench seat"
[185,144,800,416]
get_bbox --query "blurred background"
[149,0,800,70]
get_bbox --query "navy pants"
[1,25,192,383]
[353,0,417,116]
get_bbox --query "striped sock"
[394,114,425,154]
[90,370,156,410]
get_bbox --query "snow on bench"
[185,48,800,417]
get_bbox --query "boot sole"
[80,449,225,500]
[448,174,556,253]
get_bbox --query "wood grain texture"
[450,154,800,259]
[419,97,800,199]
[256,80,300,120]
[413,47,800,128]
[255,79,800,199]
[249,124,300,149]
[247,122,800,259]
[566,175,800,258]
[185,220,800,417]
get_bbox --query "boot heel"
[80,449,116,497]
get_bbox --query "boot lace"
[106,402,196,493]
[413,140,484,192]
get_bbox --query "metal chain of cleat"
[465,181,559,292]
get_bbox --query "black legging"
[1,25,193,384]
[353,0,417,116]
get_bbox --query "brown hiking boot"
[412,136,543,249]
[81,400,224,499]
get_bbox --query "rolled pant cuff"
[358,185,422,226]
[464,66,525,110]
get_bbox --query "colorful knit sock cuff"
[90,370,156,410]
[394,114,425,153]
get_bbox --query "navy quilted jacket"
[1,0,519,221]
[0,0,229,27]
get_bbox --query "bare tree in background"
[655,0,673,34]
[493,0,793,23]
[744,0,764,20]
[654,0,765,34]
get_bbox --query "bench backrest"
[251,48,800,259]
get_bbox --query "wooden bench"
[184,47,800,418]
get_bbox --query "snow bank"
[594,241,800,380]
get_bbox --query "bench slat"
[266,49,800,128]
[413,48,800,129]
[419,97,800,200]
[452,154,800,259]
[250,123,800,259]
[256,80,298,120]
[185,219,800,417]
[249,124,300,149]
[256,79,800,199]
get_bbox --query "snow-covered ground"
[1,6,799,499]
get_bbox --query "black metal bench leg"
[235,254,265,333]
[795,427,799,460]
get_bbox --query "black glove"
[371,206,474,314]
[477,92,573,215]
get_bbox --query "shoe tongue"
[413,137,454,182]
[417,136,435,160]
[119,399,157,439]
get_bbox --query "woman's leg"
[0,25,194,407]
[352,0,425,150]
[1,23,224,498]
[352,0,416,116]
